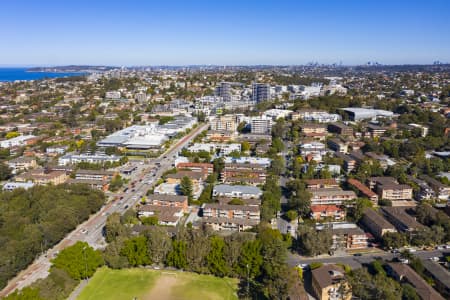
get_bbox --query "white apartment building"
[250,116,272,135]
[0,135,36,148]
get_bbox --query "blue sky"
[1,0,449,66]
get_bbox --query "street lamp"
[82,246,88,282]
[246,264,250,298]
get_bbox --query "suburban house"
[137,205,184,226]
[311,264,351,300]
[360,208,397,239]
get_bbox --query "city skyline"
[1,0,450,66]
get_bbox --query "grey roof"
[97,135,129,145]
[362,208,396,230]
[146,194,187,203]
[421,260,450,289]
[213,184,262,195]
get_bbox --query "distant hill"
[27,65,117,73]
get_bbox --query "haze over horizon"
[1,0,450,66]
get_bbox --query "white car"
[429,257,439,262]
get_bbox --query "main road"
[0,123,209,297]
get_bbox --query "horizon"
[1,0,450,66]
[1,62,450,68]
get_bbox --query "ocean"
[0,68,85,82]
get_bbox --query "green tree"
[241,141,251,152]
[141,216,158,225]
[382,232,408,249]
[297,225,333,256]
[180,176,194,201]
[269,156,285,176]
[109,175,124,192]
[286,210,298,222]
[350,198,373,222]
[402,283,420,300]
[51,241,104,280]
[0,162,12,180]
[105,213,130,243]
[213,157,225,174]
[144,227,172,265]
[166,240,187,269]
[120,236,151,266]
[207,236,229,277]
[3,287,44,300]
[237,239,263,278]
[271,137,285,153]
[259,227,290,299]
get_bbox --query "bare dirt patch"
[143,273,180,300]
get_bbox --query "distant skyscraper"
[252,83,271,103]
[215,82,232,102]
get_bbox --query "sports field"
[77,267,239,300]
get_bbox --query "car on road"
[353,253,362,257]
[124,204,129,209]
[81,229,88,234]
[429,257,439,262]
